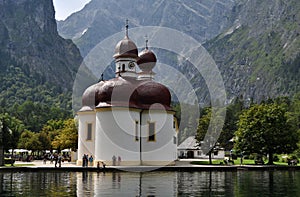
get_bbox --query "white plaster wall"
[141,111,177,162]
[95,109,140,163]
[77,112,96,164]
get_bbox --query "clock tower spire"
[113,20,139,78]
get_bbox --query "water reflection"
[177,171,236,196]
[236,171,300,197]
[77,171,178,196]
[0,170,299,196]
[0,172,77,196]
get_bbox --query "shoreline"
[0,160,299,172]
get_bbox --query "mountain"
[58,0,300,104]
[57,0,235,57]
[205,0,300,102]
[57,0,235,107]
[0,0,83,127]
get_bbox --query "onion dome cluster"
[80,27,171,112]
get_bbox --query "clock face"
[128,61,135,69]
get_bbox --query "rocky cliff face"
[0,0,82,89]
[57,0,300,104]
[206,0,300,102]
[0,0,83,108]
[57,0,235,56]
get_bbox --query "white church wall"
[95,109,141,165]
[141,111,177,165]
[77,111,96,166]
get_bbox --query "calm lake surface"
[0,170,299,196]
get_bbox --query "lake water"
[0,170,299,196]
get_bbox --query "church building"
[77,25,178,166]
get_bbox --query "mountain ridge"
[57,0,235,56]
[57,0,300,103]
[205,0,300,102]
[0,0,83,119]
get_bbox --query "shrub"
[4,158,15,165]
[273,155,279,162]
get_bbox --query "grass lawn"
[4,163,35,167]
[190,159,289,165]
[190,160,223,165]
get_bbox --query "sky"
[53,0,91,21]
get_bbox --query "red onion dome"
[136,81,171,110]
[81,83,99,111]
[113,36,138,59]
[137,48,157,72]
[95,77,139,108]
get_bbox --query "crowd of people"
[42,152,71,167]
[41,152,110,169]
[82,154,107,169]
[82,154,94,167]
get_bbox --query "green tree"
[234,103,298,164]
[0,113,24,165]
[52,118,78,151]
[196,107,225,164]
[196,107,211,143]
[40,119,64,151]
[11,100,71,133]
[37,131,52,151]
[26,134,42,152]
[287,93,300,157]
[0,119,4,166]
[176,102,199,144]
[18,130,34,149]
[219,97,244,150]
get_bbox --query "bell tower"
[113,20,139,78]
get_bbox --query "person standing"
[85,154,89,167]
[89,155,94,167]
[112,155,116,166]
[50,154,54,164]
[43,154,47,164]
[58,154,62,167]
[118,156,121,166]
[82,154,86,167]
[54,153,58,168]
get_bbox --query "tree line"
[1,92,300,165]
[0,113,77,161]
[195,93,300,165]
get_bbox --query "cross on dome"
[125,19,129,37]
[145,35,148,49]
[113,19,138,60]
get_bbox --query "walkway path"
[1,159,298,172]
[15,160,78,167]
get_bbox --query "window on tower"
[135,121,139,141]
[148,122,155,142]
[86,123,92,140]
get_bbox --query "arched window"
[148,122,155,142]
[86,123,92,140]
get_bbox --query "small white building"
[77,26,178,166]
[177,136,225,159]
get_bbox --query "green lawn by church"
[190,159,289,165]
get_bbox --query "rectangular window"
[173,136,176,144]
[148,122,155,141]
[135,121,139,141]
[86,123,92,140]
